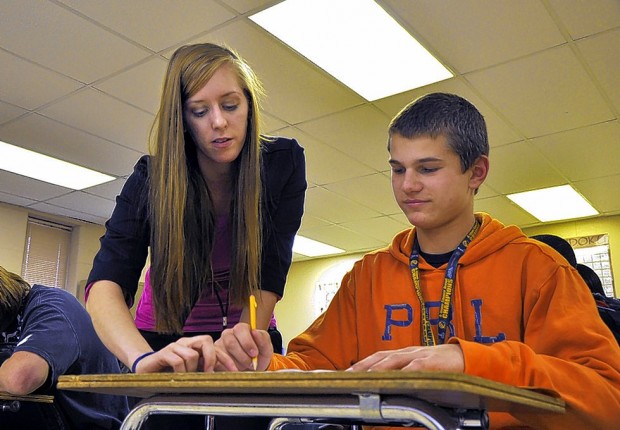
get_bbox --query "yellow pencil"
[249,293,258,370]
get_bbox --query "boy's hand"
[347,344,464,372]
[214,323,274,371]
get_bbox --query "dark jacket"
[87,136,306,305]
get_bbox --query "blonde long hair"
[148,43,263,334]
[0,266,31,331]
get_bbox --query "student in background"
[576,263,606,296]
[577,263,620,345]
[531,234,620,345]
[0,266,128,430]
[86,43,306,429]
[530,234,577,267]
[216,93,620,429]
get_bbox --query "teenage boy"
[0,266,128,429]
[216,93,620,429]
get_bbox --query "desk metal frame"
[0,392,54,413]
[120,393,488,430]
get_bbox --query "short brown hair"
[0,266,31,330]
[388,92,489,172]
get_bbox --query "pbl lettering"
[382,299,505,344]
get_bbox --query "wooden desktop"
[57,371,565,430]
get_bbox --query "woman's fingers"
[136,335,215,373]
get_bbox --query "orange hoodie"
[269,213,620,429]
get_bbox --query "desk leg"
[268,418,350,429]
[119,402,158,430]
[1,400,20,413]
[378,396,488,430]
[269,417,300,429]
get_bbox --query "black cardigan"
[87,136,306,306]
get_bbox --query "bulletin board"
[568,234,615,298]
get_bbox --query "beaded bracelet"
[131,351,155,373]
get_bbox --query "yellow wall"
[276,214,620,348]
[274,253,364,348]
[0,204,29,274]
[522,214,620,297]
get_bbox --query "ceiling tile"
[86,178,128,202]
[578,28,620,112]
[339,216,409,244]
[485,140,566,194]
[0,170,71,201]
[384,0,565,73]
[547,0,620,39]
[277,127,375,185]
[466,45,614,138]
[58,0,235,52]
[532,120,620,181]
[0,191,37,208]
[0,1,618,250]
[0,101,27,126]
[291,252,311,262]
[0,50,83,110]
[475,183,499,200]
[297,105,392,171]
[95,57,168,114]
[46,191,115,219]
[323,173,400,216]
[574,174,620,215]
[0,114,142,177]
[27,201,108,225]
[300,224,384,254]
[0,0,151,83]
[263,112,290,133]
[39,88,154,154]
[373,79,523,146]
[221,0,277,14]
[389,213,411,227]
[297,213,332,234]
[196,20,365,123]
[305,187,382,225]
[474,195,539,227]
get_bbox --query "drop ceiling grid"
[0,0,617,257]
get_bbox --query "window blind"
[21,217,72,289]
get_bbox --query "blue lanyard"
[409,220,480,346]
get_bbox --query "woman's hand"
[133,335,216,373]
[214,323,274,371]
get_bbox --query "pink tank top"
[134,215,242,332]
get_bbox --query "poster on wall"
[313,259,357,317]
[568,234,615,298]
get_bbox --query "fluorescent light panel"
[250,0,453,101]
[293,235,345,257]
[507,185,598,222]
[0,140,115,190]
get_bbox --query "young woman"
[85,43,306,375]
